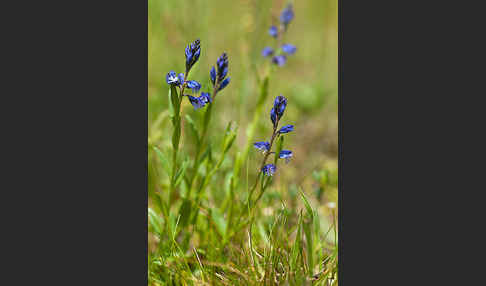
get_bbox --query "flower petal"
[187,95,205,109]
[262,164,276,176]
[166,70,179,85]
[219,77,230,91]
[278,124,294,134]
[262,47,274,57]
[186,80,202,93]
[253,141,270,152]
[268,26,278,38]
[210,66,216,85]
[282,44,297,54]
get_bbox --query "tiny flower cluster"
[253,95,294,176]
[210,52,231,96]
[165,39,214,110]
[261,4,297,67]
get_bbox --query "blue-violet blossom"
[186,80,202,93]
[262,47,274,57]
[272,55,287,66]
[279,150,293,163]
[254,141,270,152]
[166,71,180,85]
[185,39,201,73]
[210,52,231,93]
[262,164,277,176]
[269,26,278,37]
[278,124,294,134]
[282,44,297,54]
[280,4,294,27]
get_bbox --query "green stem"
[169,71,189,204]
[187,84,218,198]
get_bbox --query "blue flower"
[269,26,278,37]
[178,73,185,85]
[262,164,276,176]
[270,107,277,126]
[219,77,230,91]
[280,4,294,27]
[262,47,274,57]
[186,80,201,93]
[187,92,211,109]
[187,95,205,109]
[210,53,230,93]
[166,71,180,85]
[272,55,287,66]
[279,150,293,163]
[185,39,201,72]
[254,141,270,152]
[216,52,229,83]
[273,95,287,117]
[282,44,297,54]
[278,124,294,134]
[200,92,212,104]
[210,66,216,86]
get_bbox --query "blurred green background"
[149,0,337,188]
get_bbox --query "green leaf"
[185,114,200,146]
[300,188,314,219]
[167,87,175,118]
[169,85,180,116]
[153,146,171,176]
[222,121,238,154]
[149,191,164,214]
[171,117,181,150]
[202,102,213,131]
[178,198,193,227]
[211,208,227,239]
[174,159,189,188]
[290,212,303,271]
[148,207,163,236]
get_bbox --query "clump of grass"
[148,1,338,285]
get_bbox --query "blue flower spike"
[255,95,294,178]
[209,52,230,96]
[185,39,201,73]
[261,5,296,65]
[166,71,180,85]
[278,124,294,134]
[269,26,278,38]
[262,164,277,176]
[279,150,293,163]
[254,141,270,153]
[216,52,229,83]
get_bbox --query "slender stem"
[248,122,279,207]
[169,71,190,203]
[187,83,218,197]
